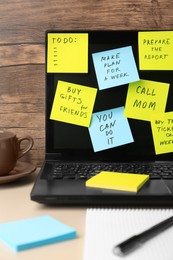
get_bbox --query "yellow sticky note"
[138,31,173,70]
[86,171,149,192]
[50,81,97,127]
[47,33,88,73]
[124,80,169,121]
[150,112,173,155]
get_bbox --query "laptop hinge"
[45,153,62,161]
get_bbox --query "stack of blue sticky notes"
[0,215,77,251]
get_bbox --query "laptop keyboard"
[46,162,173,180]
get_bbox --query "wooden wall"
[0,0,173,167]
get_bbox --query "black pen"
[113,215,173,256]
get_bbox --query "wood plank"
[0,44,45,67]
[0,65,45,166]
[0,65,45,95]
[0,0,173,44]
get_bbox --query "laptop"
[31,30,173,206]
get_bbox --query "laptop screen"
[46,30,173,161]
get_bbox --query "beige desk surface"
[0,169,86,260]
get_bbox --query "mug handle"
[17,136,34,159]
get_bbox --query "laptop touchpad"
[139,180,172,195]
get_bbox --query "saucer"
[0,161,36,184]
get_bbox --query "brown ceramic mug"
[0,131,34,176]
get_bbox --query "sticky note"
[47,33,88,73]
[88,107,134,152]
[150,112,173,155]
[138,31,173,70]
[92,46,139,90]
[124,80,169,121]
[86,171,149,192]
[50,80,97,127]
[0,215,76,251]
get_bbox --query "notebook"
[83,208,173,260]
[31,30,173,206]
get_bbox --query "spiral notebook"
[83,208,173,260]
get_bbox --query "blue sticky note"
[92,46,139,90]
[88,107,134,152]
[0,215,76,251]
